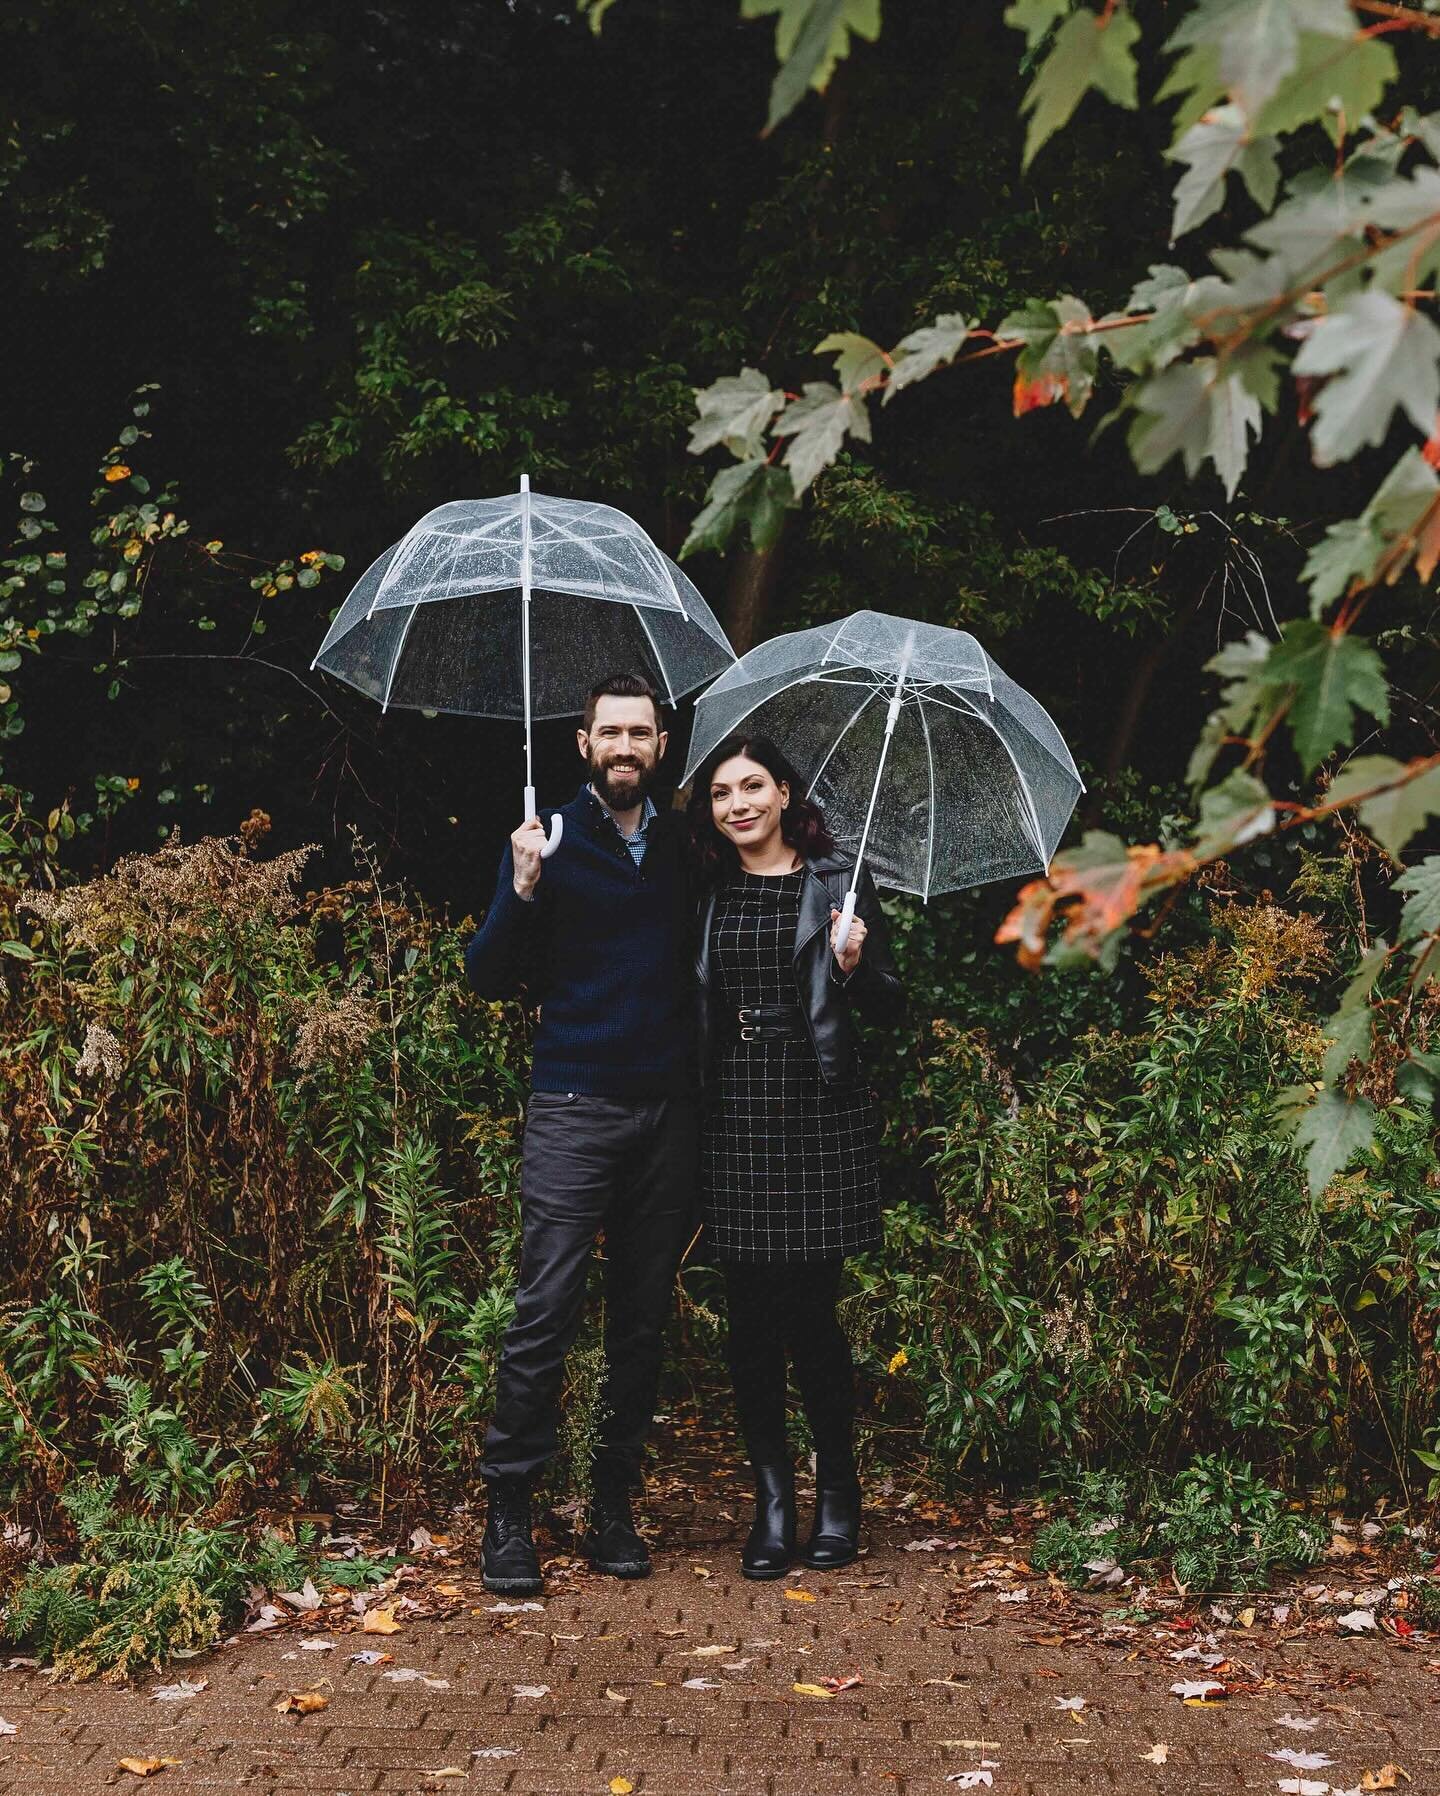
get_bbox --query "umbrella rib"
[804,684,884,801]
[916,692,938,902]
[380,603,420,713]
[632,601,677,705]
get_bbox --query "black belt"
[729,1004,807,1043]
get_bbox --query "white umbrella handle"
[834,888,858,956]
[524,785,564,859]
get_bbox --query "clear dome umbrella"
[312,477,736,857]
[683,609,1084,948]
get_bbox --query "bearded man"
[464,671,698,1595]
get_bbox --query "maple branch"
[1353,0,1440,35]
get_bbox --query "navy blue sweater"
[464,784,695,1096]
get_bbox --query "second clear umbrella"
[684,609,1084,946]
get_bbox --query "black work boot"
[580,1465,651,1579]
[741,1462,797,1580]
[481,1475,543,1595]
[800,1459,861,1571]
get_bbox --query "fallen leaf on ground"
[793,1683,835,1699]
[1271,1751,1336,1770]
[381,1669,449,1688]
[117,1759,182,1777]
[1276,1782,1330,1796]
[1170,1679,1226,1701]
[0,1718,14,1736]
[1140,1744,1168,1764]
[1275,1716,1322,1731]
[273,1690,329,1714]
[471,1747,520,1759]
[279,1578,322,1611]
[361,1606,402,1634]
[425,1771,466,1782]
[939,1740,1000,1750]
[434,1583,464,1597]
[512,1684,550,1699]
[151,1678,207,1701]
[298,1639,334,1653]
[819,1674,863,1693]
[347,1650,391,1665]
[1339,1609,1379,1632]
[486,1600,543,1613]
[682,1678,721,1690]
[785,1589,816,1603]
[1054,1695,1086,1710]
[1360,1769,1410,1790]
[946,1761,998,1788]
[610,1780,634,1794]
[605,1687,627,1701]
[685,1643,737,1657]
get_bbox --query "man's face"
[578,694,667,810]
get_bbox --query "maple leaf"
[1015,6,1140,168]
[1293,292,1440,467]
[117,1758,182,1777]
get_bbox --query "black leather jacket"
[696,852,905,1088]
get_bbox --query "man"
[464,672,698,1595]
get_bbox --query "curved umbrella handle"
[833,888,858,957]
[524,786,565,860]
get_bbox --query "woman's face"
[709,754,789,855]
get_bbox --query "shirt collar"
[586,782,657,838]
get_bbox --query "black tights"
[722,1260,855,1474]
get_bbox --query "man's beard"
[590,751,657,810]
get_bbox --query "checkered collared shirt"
[587,785,657,868]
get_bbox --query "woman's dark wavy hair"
[686,734,835,886]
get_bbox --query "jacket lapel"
[794,864,834,960]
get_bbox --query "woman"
[687,734,904,1580]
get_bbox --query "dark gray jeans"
[478,1091,699,1487]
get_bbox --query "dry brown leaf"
[1141,1744,1169,1764]
[792,1683,835,1699]
[362,1606,402,1634]
[434,1583,464,1597]
[1361,1768,1410,1791]
[938,1740,1001,1750]
[610,1780,634,1794]
[425,1771,467,1782]
[1237,1607,1256,1628]
[273,1690,329,1715]
[117,1760,181,1778]
[785,1589,817,1603]
[605,1687,627,1702]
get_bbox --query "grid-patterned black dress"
[701,867,881,1264]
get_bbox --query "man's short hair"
[583,672,663,733]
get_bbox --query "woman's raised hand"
[829,906,866,976]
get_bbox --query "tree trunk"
[721,528,788,654]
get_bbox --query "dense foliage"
[2,0,1439,1677]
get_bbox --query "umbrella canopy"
[683,609,1083,903]
[312,479,736,856]
[312,485,734,718]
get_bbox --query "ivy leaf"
[744,0,882,135]
[681,458,795,557]
[1288,1085,1376,1196]
[1303,450,1440,613]
[1396,856,1440,945]
[772,381,871,495]
[1317,940,1388,1081]
[1017,7,1140,170]
[1327,754,1440,859]
[1166,0,1353,119]
[1000,295,1098,418]
[1004,0,1071,52]
[814,331,889,393]
[1254,32,1397,141]
[884,314,971,401]
[1167,104,1279,240]
[689,369,786,459]
[1263,619,1390,774]
[1292,291,1440,467]
[1192,767,1276,856]
[1127,357,1262,498]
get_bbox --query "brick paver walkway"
[2,1438,1437,1795]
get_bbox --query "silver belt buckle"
[739,1025,756,1041]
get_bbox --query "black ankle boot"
[742,1462,796,1580]
[581,1468,651,1579]
[801,1466,861,1571]
[481,1475,543,1595]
